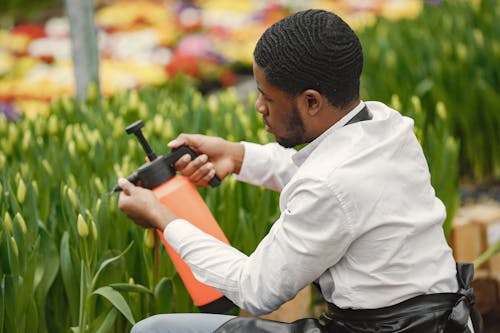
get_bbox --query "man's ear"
[301,89,323,116]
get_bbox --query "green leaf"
[95,308,118,333]
[93,286,135,325]
[0,277,4,333]
[25,297,39,333]
[474,240,500,269]
[154,277,174,313]
[110,282,153,295]
[91,242,133,288]
[60,232,79,323]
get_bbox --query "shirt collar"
[291,101,365,167]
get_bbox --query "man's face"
[253,63,307,148]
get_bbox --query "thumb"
[118,178,135,195]
[167,135,187,148]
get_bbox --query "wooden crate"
[451,202,500,274]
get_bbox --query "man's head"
[254,9,363,109]
[252,9,363,148]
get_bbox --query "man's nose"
[255,95,267,114]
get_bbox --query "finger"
[180,154,208,177]
[168,133,192,149]
[190,162,214,183]
[173,153,192,171]
[118,178,134,195]
[197,168,216,187]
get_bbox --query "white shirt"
[163,101,458,315]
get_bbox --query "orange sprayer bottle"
[114,120,235,313]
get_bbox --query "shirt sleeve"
[163,177,354,315]
[233,142,298,191]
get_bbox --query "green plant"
[360,0,500,182]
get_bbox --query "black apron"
[214,265,482,333]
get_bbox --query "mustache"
[262,116,269,126]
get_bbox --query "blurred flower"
[0,103,20,121]
[11,23,46,40]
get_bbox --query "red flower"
[12,23,46,40]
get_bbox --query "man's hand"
[168,134,244,187]
[117,178,177,230]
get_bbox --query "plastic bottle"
[115,120,234,313]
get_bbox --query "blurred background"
[0,1,499,332]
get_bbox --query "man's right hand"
[168,134,244,187]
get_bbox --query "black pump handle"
[125,120,157,162]
[170,146,221,187]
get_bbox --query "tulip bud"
[390,94,401,112]
[456,43,467,62]
[77,214,89,238]
[410,96,422,115]
[0,154,5,170]
[473,29,484,48]
[75,131,87,153]
[69,175,77,191]
[1,138,12,156]
[32,181,38,197]
[48,115,59,136]
[42,159,53,176]
[17,179,26,204]
[4,212,13,233]
[128,277,135,285]
[436,101,447,121]
[94,178,104,194]
[10,236,19,257]
[128,90,139,112]
[15,212,27,234]
[20,163,29,177]
[22,131,31,152]
[67,187,79,210]
[385,50,396,68]
[8,123,19,144]
[95,198,102,214]
[144,229,155,249]
[91,219,98,241]
[68,141,76,158]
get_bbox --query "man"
[118,9,481,333]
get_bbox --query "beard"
[275,104,309,148]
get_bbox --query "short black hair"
[254,9,363,108]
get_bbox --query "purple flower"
[0,102,21,121]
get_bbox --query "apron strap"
[446,262,483,333]
[344,105,372,126]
